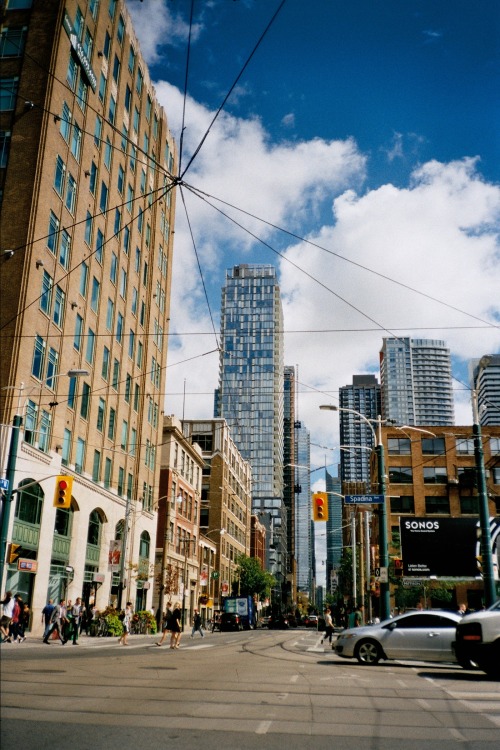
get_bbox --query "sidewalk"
[0,630,216,650]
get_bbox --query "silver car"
[334,610,462,665]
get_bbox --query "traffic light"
[53,475,73,508]
[394,558,403,577]
[8,543,21,564]
[312,492,328,522]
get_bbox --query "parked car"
[220,613,243,631]
[267,614,289,629]
[304,614,319,628]
[334,610,462,665]
[453,600,500,678]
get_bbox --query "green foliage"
[235,554,275,600]
[105,614,124,636]
[135,610,157,633]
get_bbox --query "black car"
[220,613,243,631]
[267,614,289,629]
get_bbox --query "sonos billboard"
[399,517,500,578]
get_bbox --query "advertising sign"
[108,539,121,570]
[400,516,500,578]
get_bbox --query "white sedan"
[334,610,462,665]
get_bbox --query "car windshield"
[488,601,500,612]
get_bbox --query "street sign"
[345,494,384,504]
[374,566,388,583]
[0,478,9,491]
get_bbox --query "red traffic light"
[312,492,329,522]
[53,475,73,508]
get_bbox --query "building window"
[390,495,414,513]
[92,450,101,483]
[85,328,95,364]
[116,311,123,343]
[47,211,59,253]
[45,346,58,389]
[117,467,124,496]
[125,373,131,402]
[84,211,93,245]
[102,346,110,380]
[421,437,446,455]
[108,95,116,125]
[0,129,11,168]
[120,420,128,450]
[460,496,479,514]
[40,270,53,314]
[136,67,143,95]
[95,228,104,263]
[99,181,108,213]
[128,329,135,360]
[490,438,500,454]
[388,467,413,484]
[0,78,19,112]
[59,229,71,269]
[53,286,65,327]
[388,437,411,455]
[114,207,121,235]
[110,252,117,283]
[112,54,120,83]
[425,496,450,514]
[94,115,102,147]
[90,277,100,313]
[70,122,81,160]
[80,382,91,419]
[0,27,27,57]
[67,377,77,409]
[62,428,71,466]
[87,509,101,545]
[31,335,45,379]
[65,173,77,213]
[75,437,85,474]
[74,314,83,350]
[97,397,105,432]
[119,268,127,298]
[104,457,112,489]
[423,467,447,484]
[108,407,116,439]
[76,75,87,112]
[128,45,135,73]
[54,155,66,195]
[98,72,107,102]
[106,298,114,330]
[112,359,119,389]
[66,57,78,91]
[14,480,43,527]
[80,262,89,297]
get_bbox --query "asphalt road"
[1,628,499,749]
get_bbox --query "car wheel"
[355,639,382,665]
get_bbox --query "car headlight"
[341,633,358,641]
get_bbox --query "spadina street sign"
[345,494,384,504]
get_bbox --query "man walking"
[43,599,67,644]
[190,609,204,638]
[41,599,55,641]
[69,598,82,644]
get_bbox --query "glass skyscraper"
[471,355,500,426]
[295,423,312,594]
[380,338,455,425]
[339,375,381,484]
[215,265,286,582]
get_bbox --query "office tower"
[325,468,342,592]
[339,375,381,484]
[294,422,312,594]
[0,0,176,627]
[379,338,455,425]
[470,355,500,426]
[215,264,286,588]
[283,365,297,605]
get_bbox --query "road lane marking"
[290,675,299,683]
[255,720,272,734]
[448,728,467,742]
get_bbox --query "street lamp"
[472,356,496,607]
[320,404,390,620]
[0,370,89,591]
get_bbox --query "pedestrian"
[69,598,82,644]
[41,599,55,641]
[118,601,133,645]
[20,601,30,640]
[1,591,15,643]
[190,609,204,638]
[321,608,334,644]
[169,602,182,649]
[457,603,467,616]
[43,599,67,644]
[156,601,173,646]
[348,604,362,628]
[10,594,23,642]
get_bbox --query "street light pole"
[320,405,391,621]
[472,357,496,607]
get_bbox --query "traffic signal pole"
[0,415,23,593]
[376,416,390,621]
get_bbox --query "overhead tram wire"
[185,184,499,333]
[182,182,497,401]
[179,0,287,180]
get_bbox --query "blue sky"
[128,0,500,585]
[128,1,499,464]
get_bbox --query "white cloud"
[151,81,499,473]
[126,0,202,65]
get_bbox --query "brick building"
[0,0,176,631]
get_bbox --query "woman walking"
[118,602,133,645]
[169,602,182,649]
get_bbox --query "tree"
[235,554,275,600]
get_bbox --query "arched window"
[115,519,125,541]
[139,530,150,558]
[15,479,43,525]
[54,507,72,537]
[87,510,102,546]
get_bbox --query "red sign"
[18,559,38,572]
